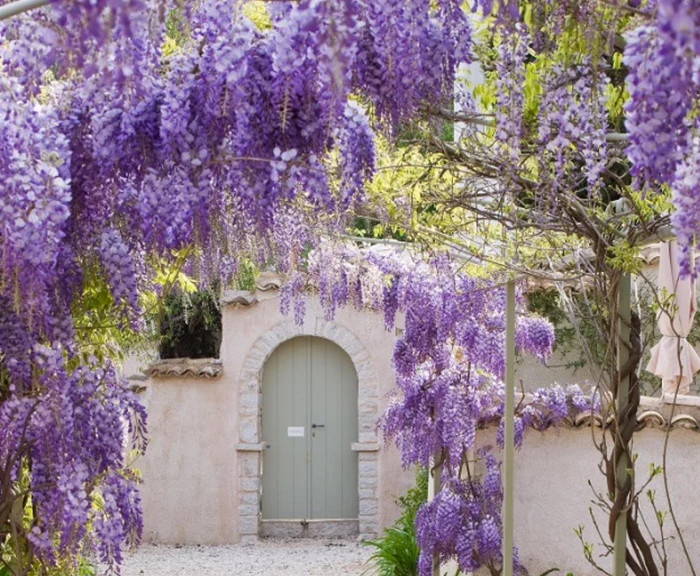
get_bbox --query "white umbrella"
[646,241,700,395]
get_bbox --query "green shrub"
[158,289,222,359]
[363,468,428,576]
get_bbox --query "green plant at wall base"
[363,468,428,576]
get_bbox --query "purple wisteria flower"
[624,0,700,275]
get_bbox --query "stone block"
[359,431,378,443]
[360,498,378,516]
[247,346,267,362]
[345,339,364,358]
[359,461,378,478]
[359,487,376,500]
[359,398,378,416]
[359,521,379,537]
[241,357,260,375]
[260,521,304,538]
[358,423,376,440]
[358,380,379,398]
[239,417,258,443]
[240,477,259,492]
[281,323,300,341]
[238,504,259,517]
[239,515,258,535]
[261,332,279,348]
[241,377,258,393]
[240,453,259,477]
[240,491,259,506]
[360,475,376,489]
[240,392,259,415]
[316,321,332,338]
[307,520,359,538]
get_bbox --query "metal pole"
[0,0,49,20]
[428,452,442,576]
[613,273,631,576]
[502,279,515,576]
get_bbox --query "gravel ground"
[116,539,374,576]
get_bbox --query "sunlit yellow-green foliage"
[606,51,628,126]
[454,2,673,276]
[337,128,585,278]
[242,1,272,30]
[72,249,196,366]
[346,137,505,277]
[360,138,460,239]
[472,1,638,135]
[162,2,270,58]
[162,35,179,58]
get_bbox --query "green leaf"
[612,51,623,69]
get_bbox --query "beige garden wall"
[131,286,592,545]
[133,290,413,544]
[134,371,237,544]
[131,279,700,576]
[501,421,700,575]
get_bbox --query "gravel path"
[117,539,374,576]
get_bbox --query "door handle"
[311,423,325,429]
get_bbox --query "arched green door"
[261,336,359,522]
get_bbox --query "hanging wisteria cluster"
[0,338,147,569]
[494,23,528,166]
[538,62,609,196]
[0,0,474,570]
[297,241,593,575]
[623,0,700,276]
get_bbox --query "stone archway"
[236,318,380,543]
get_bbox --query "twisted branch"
[605,309,659,576]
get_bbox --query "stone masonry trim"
[237,319,380,541]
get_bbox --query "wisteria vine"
[0,0,472,570]
[289,241,594,575]
[623,0,700,275]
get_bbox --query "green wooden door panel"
[310,338,359,519]
[261,336,359,521]
[261,337,310,519]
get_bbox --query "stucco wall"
[516,347,598,392]
[498,424,700,575]
[135,373,239,544]
[130,289,611,546]
[135,291,415,544]
[133,285,700,575]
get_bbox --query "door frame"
[236,318,381,542]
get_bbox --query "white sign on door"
[287,426,305,438]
